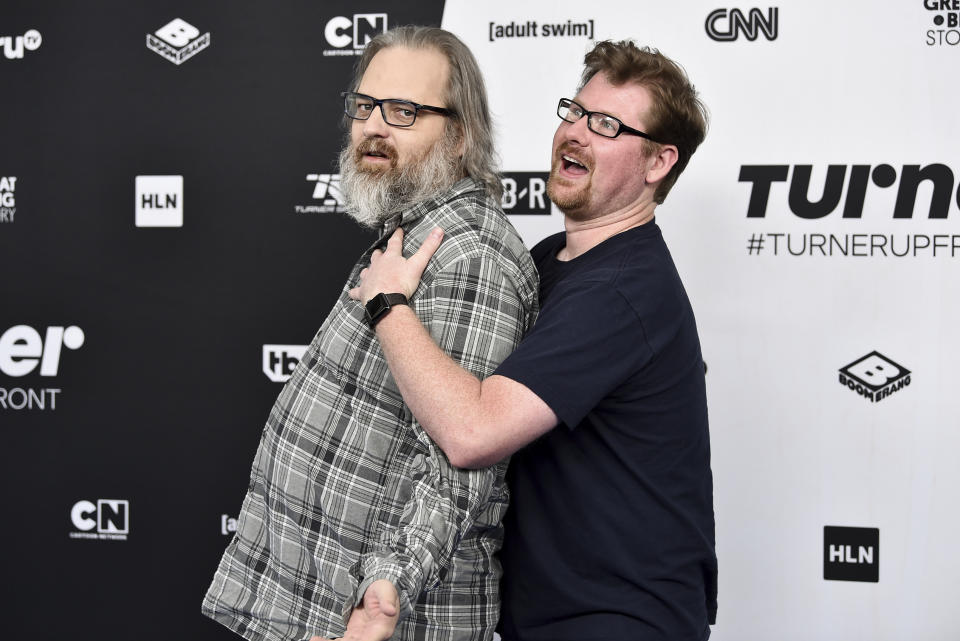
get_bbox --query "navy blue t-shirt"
[494,222,717,641]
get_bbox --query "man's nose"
[558,115,590,146]
[361,105,391,137]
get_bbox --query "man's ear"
[645,144,679,186]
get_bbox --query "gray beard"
[338,135,462,228]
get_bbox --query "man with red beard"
[351,41,717,641]
[202,26,537,641]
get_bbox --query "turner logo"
[925,0,960,45]
[263,345,308,383]
[295,173,346,214]
[838,351,911,403]
[1,29,42,60]
[323,14,388,56]
[146,18,210,65]
[70,499,130,541]
[502,172,550,215]
[824,526,878,582]
[1,176,16,223]
[136,175,183,227]
[1,325,84,411]
[706,8,778,41]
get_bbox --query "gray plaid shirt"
[203,178,538,641]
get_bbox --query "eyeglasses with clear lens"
[557,98,661,142]
[342,91,454,128]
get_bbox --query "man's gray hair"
[350,26,502,201]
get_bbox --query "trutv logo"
[1,29,42,60]
[70,499,130,541]
[740,164,960,218]
[1,325,85,411]
[323,14,387,56]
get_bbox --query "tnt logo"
[136,175,183,227]
[0,176,16,223]
[263,344,308,383]
[839,351,911,403]
[70,500,130,540]
[705,8,778,41]
[323,14,388,56]
[502,172,550,215]
[824,526,878,582]
[0,325,85,378]
[146,18,210,65]
[1,29,42,60]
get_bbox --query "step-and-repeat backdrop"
[3,1,957,639]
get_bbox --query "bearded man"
[202,26,537,641]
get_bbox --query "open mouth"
[560,154,589,176]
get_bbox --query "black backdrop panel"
[1,2,446,638]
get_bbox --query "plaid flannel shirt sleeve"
[355,252,528,619]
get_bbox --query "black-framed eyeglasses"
[342,91,454,128]
[557,98,662,142]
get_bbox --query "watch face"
[365,294,389,323]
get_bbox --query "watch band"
[364,292,409,328]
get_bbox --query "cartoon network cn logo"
[295,173,345,214]
[146,18,210,65]
[706,8,778,41]
[1,29,42,60]
[838,351,911,403]
[69,499,130,541]
[136,175,183,227]
[323,14,388,56]
[263,345,308,383]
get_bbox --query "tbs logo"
[501,172,550,215]
[0,325,85,378]
[70,499,130,541]
[323,14,388,55]
[146,18,210,65]
[838,351,911,403]
[824,526,878,582]
[263,345,307,383]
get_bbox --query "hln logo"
[824,526,879,582]
[262,345,308,383]
[838,351,911,404]
[135,175,183,227]
[70,500,130,540]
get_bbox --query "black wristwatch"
[364,293,409,328]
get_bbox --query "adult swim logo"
[70,499,130,541]
[1,325,84,411]
[488,19,594,42]
[1,29,41,60]
[838,351,911,404]
[1,176,16,223]
[924,0,960,46]
[295,173,345,214]
[741,164,960,258]
[706,8,778,41]
[824,526,878,582]
[136,175,183,227]
[323,14,388,56]
[146,18,210,65]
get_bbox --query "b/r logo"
[501,172,550,215]
[323,14,388,55]
[70,499,130,540]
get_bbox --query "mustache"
[555,142,590,166]
[354,138,398,164]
